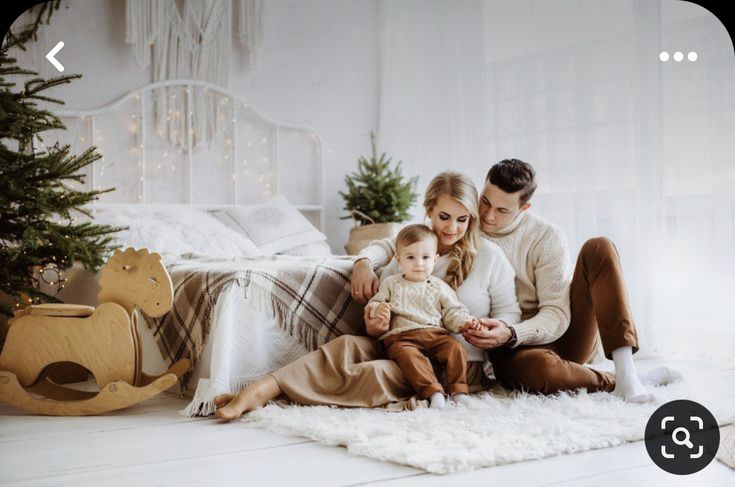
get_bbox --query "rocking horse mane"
[97,248,173,318]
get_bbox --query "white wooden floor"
[1,356,733,487]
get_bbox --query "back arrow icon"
[45,41,65,72]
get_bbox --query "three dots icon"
[660,51,697,62]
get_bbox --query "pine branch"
[2,1,61,54]
[24,74,81,101]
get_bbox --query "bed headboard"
[53,80,325,231]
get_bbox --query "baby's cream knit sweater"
[368,274,474,340]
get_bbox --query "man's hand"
[351,259,380,304]
[364,304,390,337]
[461,318,513,350]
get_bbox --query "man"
[353,159,680,402]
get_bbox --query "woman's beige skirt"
[271,334,490,410]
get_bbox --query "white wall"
[376,0,735,361]
[13,0,380,253]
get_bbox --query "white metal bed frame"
[55,79,326,231]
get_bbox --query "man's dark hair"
[486,159,537,205]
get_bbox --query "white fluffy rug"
[243,369,735,474]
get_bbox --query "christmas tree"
[0,3,122,316]
[339,132,419,226]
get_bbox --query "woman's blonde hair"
[423,171,480,289]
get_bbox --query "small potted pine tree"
[339,132,419,255]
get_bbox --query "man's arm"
[510,227,572,347]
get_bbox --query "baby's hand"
[376,303,391,325]
[458,317,484,332]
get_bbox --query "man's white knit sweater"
[358,211,572,348]
[483,211,572,347]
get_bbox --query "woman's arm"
[356,238,396,270]
[350,238,397,304]
[462,240,522,349]
[486,263,521,327]
[351,259,380,304]
[437,282,474,332]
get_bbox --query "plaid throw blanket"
[142,254,365,389]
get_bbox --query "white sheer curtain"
[378,0,735,362]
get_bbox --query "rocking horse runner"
[0,248,191,416]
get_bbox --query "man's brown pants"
[488,237,639,394]
[382,328,468,398]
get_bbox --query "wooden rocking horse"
[0,248,190,416]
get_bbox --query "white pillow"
[213,195,327,254]
[91,206,263,258]
[279,240,333,256]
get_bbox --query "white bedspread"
[185,282,311,416]
[138,281,311,417]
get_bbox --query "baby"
[367,224,482,409]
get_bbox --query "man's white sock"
[612,346,654,403]
[612,346,635,378]
[639,365,684,386]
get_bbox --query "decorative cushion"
[213,195,327,254]
[279,240,333,256]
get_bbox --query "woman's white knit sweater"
[359,211,572,348]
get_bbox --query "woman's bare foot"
[214,394,234,409]
[214,375,282,422]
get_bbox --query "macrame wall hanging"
[125,0,264,151]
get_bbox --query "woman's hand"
[461,318,512,350]
[351,258,380,304]
[364,304,390,337]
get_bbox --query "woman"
[215,171,520,420]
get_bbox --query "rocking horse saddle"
[27,303,96,317]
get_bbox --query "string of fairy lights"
[12,252,69,310]
[85,88,322,204]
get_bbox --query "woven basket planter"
[344,210,402,255]
[344,222,402,255]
